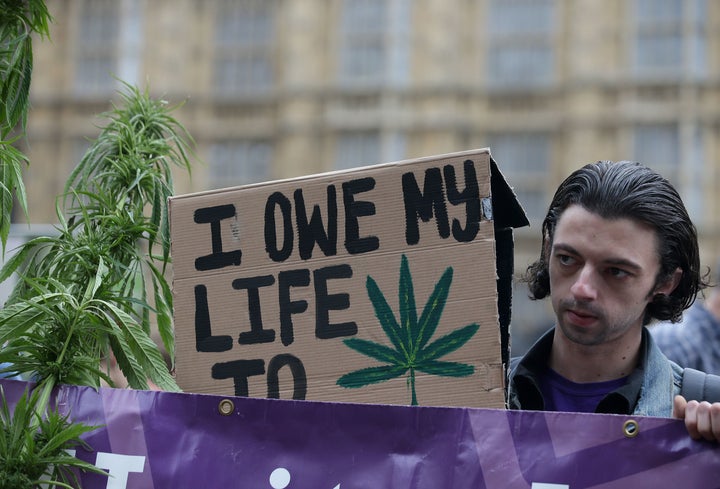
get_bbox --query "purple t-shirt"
[540,367,628,413]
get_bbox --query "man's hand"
[673,395,720,441]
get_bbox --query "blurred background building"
[17,0,720,354]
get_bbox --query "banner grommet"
[623,419,639,438]
[218,399,235,416]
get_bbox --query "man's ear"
[655,267,683,296]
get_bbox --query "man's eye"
[557,254,574,265]
[608,267,630,278]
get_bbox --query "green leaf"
[366,275,409,358]
[101,301,179,391]
[414,266,453,354]
[398,254,418,353]
[149,180,162,255]
[83,257,107,302]
[160,184,172,267]
[336,364,407,388]
[0,137,30,187]
[4,37,33,133]
[107,333,147,390]
[417,323,479,363]
[0,236,51,283]
[35,414,98,458]
[8,145,28,218]
[0,300,52,345]
[0,382,105,487]
[147,260,174,365]
[342,338,405,364]
[415,359,475,377]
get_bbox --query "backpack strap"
[681,368,720,403]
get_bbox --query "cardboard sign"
[169,148,527,408]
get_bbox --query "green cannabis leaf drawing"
[337,254,479,405]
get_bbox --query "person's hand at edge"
[673,395,720,442]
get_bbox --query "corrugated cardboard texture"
[169,148,506,408]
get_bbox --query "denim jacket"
[507,326,683,417]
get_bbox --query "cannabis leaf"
[337,254,478,405]
[0,0,51,251]
[0,386,107,488]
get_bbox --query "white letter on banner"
[95,452,146,489]
[532,484,570,489]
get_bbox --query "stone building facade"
[21,0,720,350]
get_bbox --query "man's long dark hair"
[524,160,708,324]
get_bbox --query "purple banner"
[1,379,718,488]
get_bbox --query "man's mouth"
[565,308,597,327]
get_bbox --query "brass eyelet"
[623,419,639,438]
[218,398,235,416]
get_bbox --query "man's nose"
[570,266,598,301]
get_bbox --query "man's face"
[548,204,676,347]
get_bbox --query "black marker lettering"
[402,168,449,245]
[444,160,480,242]
[211,359,265,397]
[343,177,379,254]
[265,192,294,262]
[267,354,307,400]
[278,269,311,346]
[314,264,357,339]
[233,275,276,344]
[194,284,233,352]
[295,185,338,260]
[194,204,242,270]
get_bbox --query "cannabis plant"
[0,386,105,488]
[337,254,479,405]
[0,82,194,484]
[0,3,193,483]
[0,0,52,250]
[0,81,189,391]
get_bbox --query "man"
[651,268,720,374]
[507,160,720,442]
